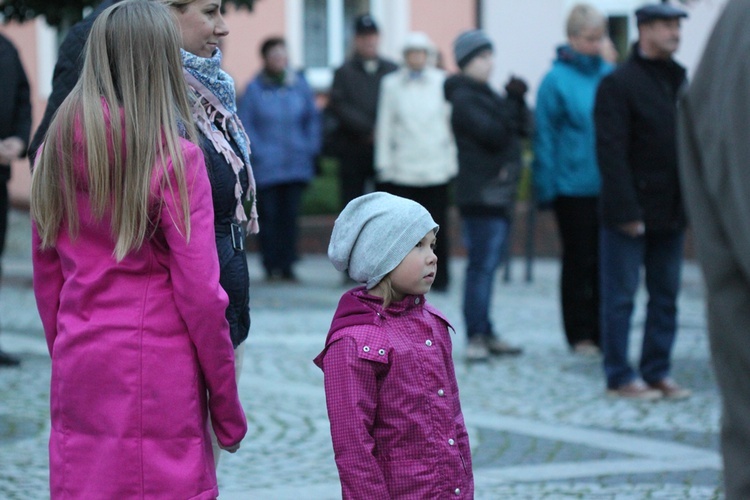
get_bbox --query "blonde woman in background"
[31,1,246,497]
[533,4,613,356]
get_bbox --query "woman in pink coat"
[30,2,246,498]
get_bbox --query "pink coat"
[314,288,474,499]
[32,128,247,499]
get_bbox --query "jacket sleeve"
[450,87,512,152]
[10,49,31,152]
[28,24,88,161]
[32,225,64,356]
[374,76,395,178]
[330,67,374,137]
[594,74,642,225]
[160,142,247,447]
[322,336,390,499]
[532,75,562,204]
[238,83,266,164]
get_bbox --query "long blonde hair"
[31,0,197,261]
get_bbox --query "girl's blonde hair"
[566,4,606,38]
[373,275,396,308]
[31,0,197,261]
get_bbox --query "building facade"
[0,0,728,205]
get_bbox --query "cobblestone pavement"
[0,209,723,499]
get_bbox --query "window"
[302,0,371,68]
[608,15,629,63]
[303,0,328,68]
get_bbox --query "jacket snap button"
[378,349,385,356]
[448,438,455,446]
[438,389,445,396]
[363,346,370,352]
[425,340,432,346]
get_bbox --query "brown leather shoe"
[606,380,662,400]
[648,378,692,400]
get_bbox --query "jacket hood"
[555,44,605,75]
[313,287,452,368]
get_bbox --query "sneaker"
[486,337,523,356]
[465,338,490,362]
[0,349,21,367]
[572,340,601,357]
[607,380,662,400]
[648,378,692,400]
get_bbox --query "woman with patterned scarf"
[162,0,258,467]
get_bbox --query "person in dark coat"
[28,0,121,162]
[444,30,527,362]
[678,0,750,496]
[327,14,397,207]
[0,33,31,367]
[594,3,690,400]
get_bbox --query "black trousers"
[377,182,452,289]
[337,143,375,209]
[0,173,8,260]
[553,195,600,347]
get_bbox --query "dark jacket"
[328,54,398,147]
[28,0,120,160]
[200,133,251,348]
[444,74,529,217]
[594,43,687,232]
[0,33,31,176]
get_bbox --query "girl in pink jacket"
[315,192,474,498]
[30,2,246,498]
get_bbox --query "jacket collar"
[556,44,605,75]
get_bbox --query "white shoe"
[465,338,490,362]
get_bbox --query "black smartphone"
[230,223,244,251]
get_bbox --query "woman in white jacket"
[375,32,458,290]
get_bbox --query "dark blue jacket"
[238,70,321,188]
[200,132,250,348]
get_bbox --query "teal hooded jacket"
[532,45,613,204]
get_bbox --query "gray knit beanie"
[328,192,439,289]
[453,29,493,68]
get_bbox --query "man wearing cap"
[444,30,529,361]
[678,0,750,495]
[328,14,398,208]
[593,3,690,400]
[375,32,457,292]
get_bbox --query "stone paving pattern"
[0,210,723,499]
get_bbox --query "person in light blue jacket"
[239,37,321,282]
[533,4,613,354]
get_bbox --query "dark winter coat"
[0,33,31,177]
[328,54,398,147]
[28,0,121,161]
[444,74,529,218]
[200,132,250,348]
[594,44,687,232]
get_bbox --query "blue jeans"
[599,226,684,388]
[462,216,509,339]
